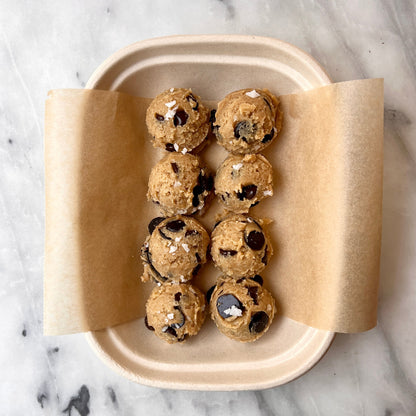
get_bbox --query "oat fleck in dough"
[147,153,214,216]
[145,282,206,344]
[212,88,282,154]
[141,215,210,284]
[209,276,276,342]
[146,88,210,153]
[211,214,272,278]
[215,153,273,213]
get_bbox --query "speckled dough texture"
[146,88,210,153]
[213,88,282,154]
[145,282,207,344]
[147,153,214,216]
[211,214,272,278]
[215,153,274,213]
[209,276,276,342]
[141,215,210,284]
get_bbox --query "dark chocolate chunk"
[210,109,217,123]
[144,315,154,331]
[155,113,164,121]
[217,294,244,319]
[206,285,216,303]
[174,110,188,126]
[250,201,260,208]
[171,162,179,174]
[234,120,250,140]
[251,275,263,286]
[198,172,214,192]
[236,278,245,283]
[162,326,177,337]
[237,184,257,200]
[247,286,259,305]
[263,97,272,110]
[186,93,199,111]
[174,292,182,302]
[193,185,204,196]
[159,228,172,240]
[262,128,275,143]
[166,219,185,232]
[262,246,268,265]
[147,250,167,282]
[165,143,175,152]
[192,264,201,276]
[195,252,201,263]
[185,229,199,237]
[219,249,237,256]
[249,311,269,334]
[220,194,226,202]
[148,217,166,234]
[192,195,200,207]
[170,306,185,329]
[245,230,265,250]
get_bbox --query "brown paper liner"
[44,79,383,335]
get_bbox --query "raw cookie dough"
[145,282,207,344]
[141,215,210,284]
[212,88,282,154]
[215,153,273,213]
[209,276,276,342]
[210,214,272,278]
[146,88,210,153]
[147,153,214,216]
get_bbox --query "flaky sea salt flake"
[232,163,243,171]
[246,90,260,99]
[224,305,242,317]
[181,243,190,253]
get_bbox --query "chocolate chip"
[245,230,265,250]
[174,110,188,126]
[192,264,201,276]
[262,246,268,265]
[236,278,245,283]
[159,228,172,240]
[210,109,216,123]
[250,201,260,207]
[237,185,257,200]
[247,286,259,305]
[166,220,185,232]
[186,94,199,110]
[251,275,263,286]
[165,143,175,152]
[206,285,216,303]
[174,292,182,302]
[249,311,269,334]
[234,120,250,140]
[170,306,185,329]
[219,248,237,256]
[171,162,179,174]
[185,229,199,237]
[146,250,168,282]
[144,315,154,331]
[193,185,204,196]
[263,98,272,110]
[148,217,166,234]
[220,194,226,202]
[195,252,201,263]
[155,113,164,121]
[198,173,214,192]
[262,128,275,143]
[162,326,177,337]
[217,294,244,318]
[192,195,200,207]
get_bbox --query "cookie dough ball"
[212,88,282,154]
[141,215,210,284]
[211,214,272,278]
[145,282,206,344]
[209,276,276,342]
[215,154,273,213]
[146,88,210,153]
[147,153,214,216]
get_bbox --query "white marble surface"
[1,0,415,414]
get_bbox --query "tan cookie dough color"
[146,88,210,153]
[212,88,282,154]
[215,154,273,213]
[147,153,214,216]
[141,216,210,284]
[211,214,272,278]
[209,276,276,342]
[145,282,207,344]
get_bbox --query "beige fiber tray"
[85,35,334,390]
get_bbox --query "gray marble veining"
[1,0,415,414]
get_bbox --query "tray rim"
[85,34,335,391]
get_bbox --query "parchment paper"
[44,79,383,335]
